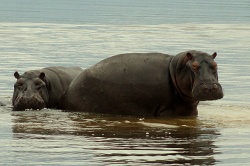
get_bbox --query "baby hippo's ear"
[39,72,46,80]
[212,52,217,59]
[14,71,20,79]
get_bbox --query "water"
[0,0,250,165]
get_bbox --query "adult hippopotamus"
[12,66,83,111]
[61,50,223,116]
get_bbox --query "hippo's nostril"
[201,83,207,89]
[213,84,218,89]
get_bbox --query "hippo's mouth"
[192,83,224,101]
[13,96,46,111]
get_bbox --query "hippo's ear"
[212,52,217,59]
[186,52,193,60]
[181,52,193,66]
[39,72,46,80]
[14,71,20,79]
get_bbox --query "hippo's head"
[171,50,224,102]
[186,51,223,101]
[12,71,49,111]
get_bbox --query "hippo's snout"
[193,82,224,101]
[200,83,219,91]
[13,95,46,111]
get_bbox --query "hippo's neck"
[169,55,196,103]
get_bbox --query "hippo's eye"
[15,83,23,90]
[211,62,217,72]
[35,82,44,90]
[35,83,41,88]
[192,62,200,72]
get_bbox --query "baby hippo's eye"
[15,82,23,90]
[35,81,44,90]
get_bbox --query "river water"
[0,0,250,165]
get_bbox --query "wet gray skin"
[12,66,83,111]
[13,71,48,110]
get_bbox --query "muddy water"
[1,0,250,165]
[1,105,250,165]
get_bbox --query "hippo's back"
[44,66,82,80]
[43,66,83,90]
[63,53,175,115]
[87,53,173,84]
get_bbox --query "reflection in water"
[11,110,220,165]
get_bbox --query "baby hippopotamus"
[61,50,223,116]
[12,66,83,111]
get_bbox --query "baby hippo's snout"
[13,95,46,111]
